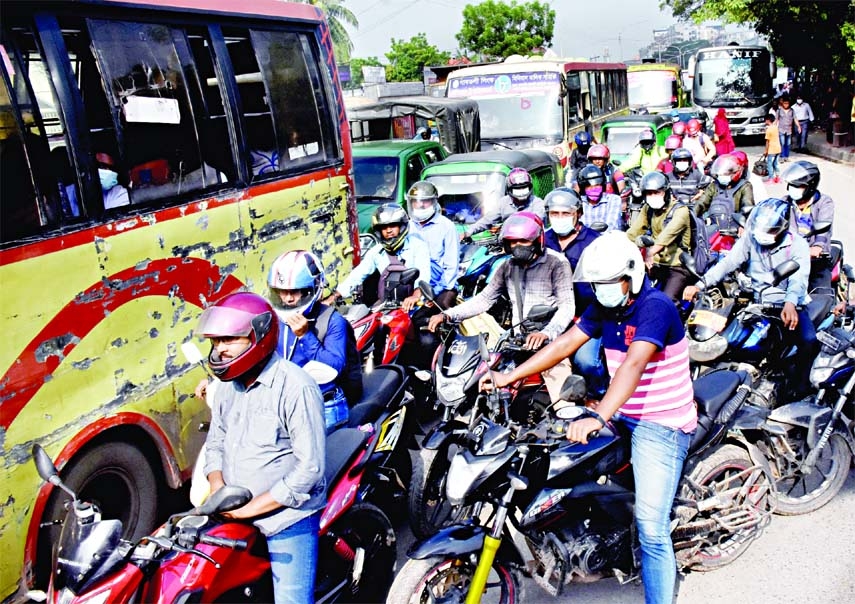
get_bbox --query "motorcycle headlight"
[688,333,728,362]
[436,372,470,405]
[446,448,514,505]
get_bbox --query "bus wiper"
[481,138,513,150]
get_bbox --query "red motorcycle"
[30,423,398,603]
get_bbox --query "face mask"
[594,281,629,308]
[584,185,604,203]
[411,205,435,222]
[99,168,119,191]
[511,187,531,201]
[646,192,666,210]
[674,161,691,173]
[788,185,807,201]
[550,216,577,236]
[797,99,803,105]
[716,175,732,187]
[510,244,537,265]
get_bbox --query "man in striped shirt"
[483,231,696,604]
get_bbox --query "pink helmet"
[587,143,611,161]
[671,121,686,137]
[197,292,279,381]
[499,211,544,253]
[686,118,702,135]
[506,167,533,202]
[664,135,682,152]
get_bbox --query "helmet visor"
[572,254,627,285]
[197,305,256,338]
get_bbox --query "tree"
[346,57,383,89]
[385,34,451,83]
[298,0,359,62]
[661,0,855,74]
[456,1,555,60]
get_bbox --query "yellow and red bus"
[0,0,357,598]
[445,56,629,166]
[627,62,688,115]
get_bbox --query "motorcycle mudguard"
[406,523,486,559]
[730,403,771,432]
[422,420,468,450]
[766,400,834,450]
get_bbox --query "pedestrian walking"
[776,96,800,160]
[792,95,815,151]
[712,108,735,155]
[763,113,782,183]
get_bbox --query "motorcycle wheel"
[317,502,396,603]
[408,442,471,540]
[36,441,159,587]
[675,444,774,572]
[385,555,523,604]
[767,432,851,515]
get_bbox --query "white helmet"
[573,231,645,295]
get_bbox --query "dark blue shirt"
[545,224,600,314]
[278,304,348,397]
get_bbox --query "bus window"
[224,27,337,179]
[85,19,232,205]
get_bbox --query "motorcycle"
[457,233,511,327]
[30,422,398,604]
[683,251,834,408]
[734,288,855,515]
[408,301,559,539]
[387,368,776,603]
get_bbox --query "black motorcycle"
[734,294,855,515]
[387,369,776,603]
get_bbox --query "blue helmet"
[574,131,592,149]
[748,198,791,248]
[267,250,326,317]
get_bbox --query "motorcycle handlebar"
[200,534,248,550]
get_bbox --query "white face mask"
[674,161,691,173]
[594,281,629,308]
[411,205,435,222]
[716,175,732,187]
[98,168,119,191]
[550,216,577,236]
[788,185,807,200]
[646,192,666,210]
[796,99,804,105]
[511,186,531,201]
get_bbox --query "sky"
[345,0,680,63]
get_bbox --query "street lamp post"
[665,45,684,69]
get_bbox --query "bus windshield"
[628,70,676,110]
[693,48,773,107]
[447,72,563,139]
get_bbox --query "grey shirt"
[204,354,326,536]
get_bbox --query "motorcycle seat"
[347,364,405,428]
[693,370,742,422]
[325,427,369,486]
[806,295,834,327]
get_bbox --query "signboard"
[447,71,561,98]
[362,65,386,84]
[338,64,351,83]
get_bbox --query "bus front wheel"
[35,441,159,587]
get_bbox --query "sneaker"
[773,176,780,183]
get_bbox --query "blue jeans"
[797,120,810,149]
[573,336,608,398]
[620,415,692,604]
[267,512,320,604]
[323,387,349,434]
[766,153,779,178]
[779,132,792,158]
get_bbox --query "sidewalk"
[803,128,855,166]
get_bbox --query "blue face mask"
[99,168,119,191]
[594,281,629,308]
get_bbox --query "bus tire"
[36,441,159,587]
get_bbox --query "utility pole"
[618,34,623,62]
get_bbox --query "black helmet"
[781,160,820,202]
[371,203,409,253]
[671,147,694,174]
[640,171,671,208]
[576,164,605,191]
[638,128,656,151]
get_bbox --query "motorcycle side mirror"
[638,235,656,248]
[558,374,587,403]
[418,280,440,308]
[194,485,253,516]
[589,222,609,233]
[612,159,622,167]
[32,444,60,484]
[526,304,556,324]
[808,221,832,237]
[679,250,701,280]
[843,264,855,281]
[772,259,800,285]
[400,268,420,286]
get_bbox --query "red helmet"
[664,135,682,152]
[197,292,279,381]
[499,211,545,254]
[710,154,742,187]
[686,118,702,135]
[671,121,686,137]
[587,143,611,161]
[731,150,749,179]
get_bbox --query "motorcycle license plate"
[688,310,727,333]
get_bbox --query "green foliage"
[346,57,383,88]
[298,0,359,61]
[456,1,555,59]
[661,0,855,74]
[385,33,451,82]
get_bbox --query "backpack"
[648,202,712,274]
[315,304,364,406]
